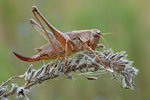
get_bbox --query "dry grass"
[0,49,138,100]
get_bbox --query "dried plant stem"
[0,49,138,100]
[0,75,24,88]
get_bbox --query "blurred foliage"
[0,0,150,100]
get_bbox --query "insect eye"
[93,33,99,37]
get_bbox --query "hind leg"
[32,6,60,68]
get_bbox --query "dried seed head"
[0,49,138,99]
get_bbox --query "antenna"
[102,32,119,35]
[101,36,110,50]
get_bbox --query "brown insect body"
[14,29,101,62]
[14,6,107,69]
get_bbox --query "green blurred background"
[0,0,150,100]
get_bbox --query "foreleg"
[97,44,105,52]
[76,35,107,69]
[83,44,107,69]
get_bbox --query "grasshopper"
[13,6,108,69]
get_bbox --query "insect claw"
[13,51,39,62]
